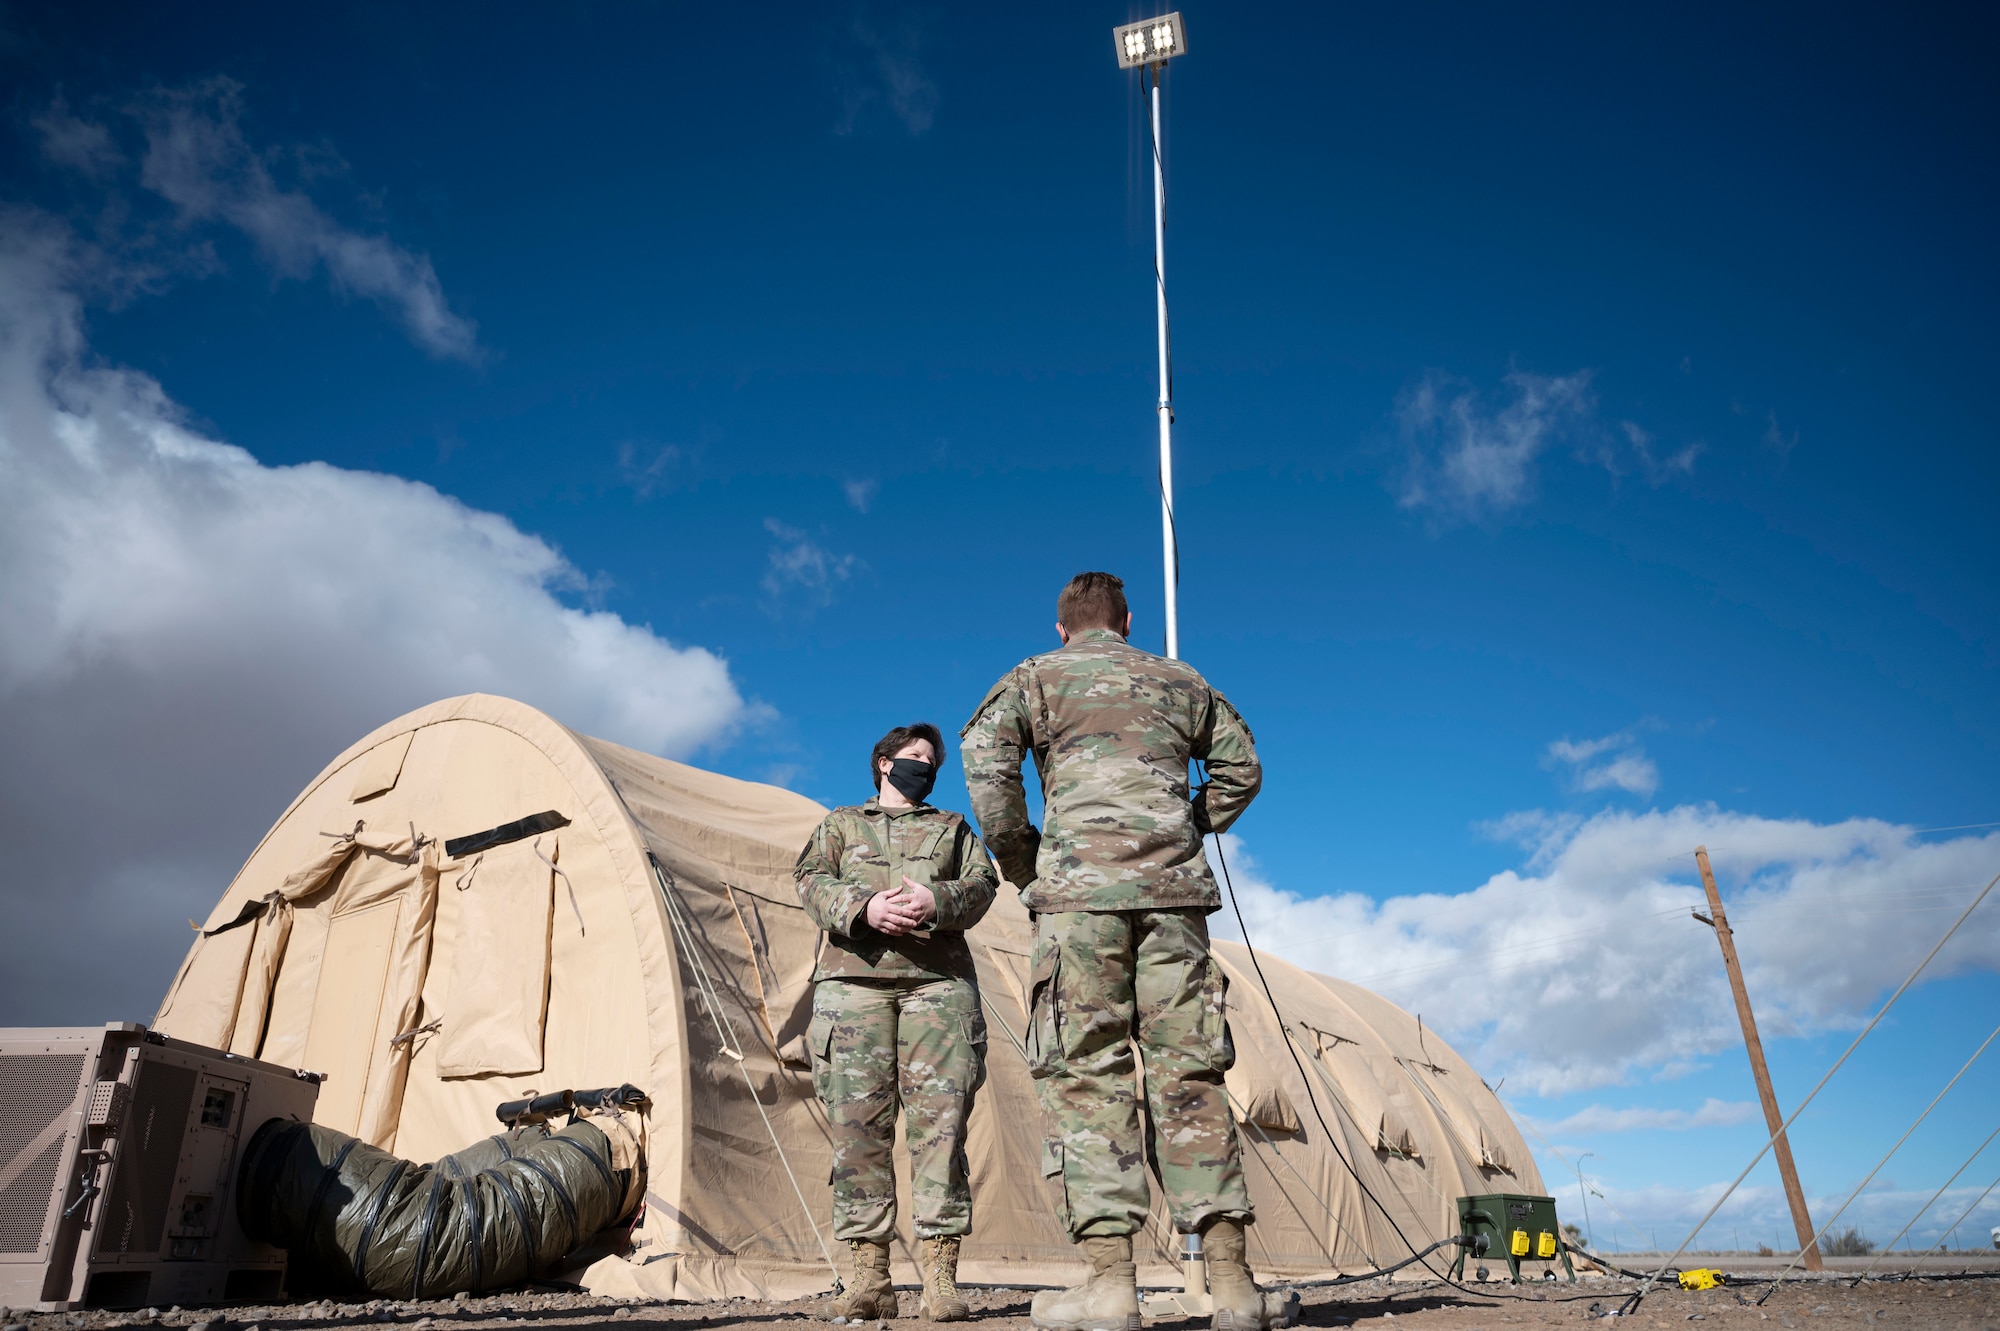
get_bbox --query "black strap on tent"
[445,811,570,859]
[202,895,274,936]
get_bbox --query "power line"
[1899,1171,2000,1276]
[1755,1018,2000,1301]
[1620,865,2000,1316]
[1853,1121,2000,1281]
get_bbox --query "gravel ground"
[3,1274,1998,1331]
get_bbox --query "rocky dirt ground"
[4,1274,1998,1331]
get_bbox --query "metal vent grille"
[94,1061,194,1258]
[0,1051,88,1254]
[86,1079,132,1127]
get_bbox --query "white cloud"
[1548,1172,2000,1256]
[617,440,685,498]
[844,478,878,512]
[0,212,748,1024]
[762,518,859,608]
[1764,409,1799,460]
[1537,1099,1757,1135]
[1396,371,1702,520]
[94,78,481,361]
[1619,420,1702,480]
[1547,729,1660,798]
[1206,811,2000,1096]
[1397,369,1595,517]
[835,17,939,136]
[33,97,123,179]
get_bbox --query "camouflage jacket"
[960,627,1261,913]
[795,798,999,981]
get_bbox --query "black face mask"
[884,757,938,804]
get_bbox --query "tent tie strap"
[534,836,586,935]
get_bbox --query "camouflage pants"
[809,976,987,1242]
[1026,908,1251,1239]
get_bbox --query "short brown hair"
[1057,571,1128,632]
[870,722,945,790]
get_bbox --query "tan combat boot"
[1201,1218,1269,1331]
[919,1235,971,1321]
[1029,1234,1141,1331]
[829,1239,896,1323]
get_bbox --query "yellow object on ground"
[1679,1268,1726,1290]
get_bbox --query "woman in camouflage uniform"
[795,722,999,1322]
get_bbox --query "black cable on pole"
[1205,814,1590,1307]
[1141,62,1179,595]
[1209,829,1448,1274]
[1199,786,1696,1308]
[1144,62,1174,410]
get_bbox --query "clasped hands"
[863,876,937,936]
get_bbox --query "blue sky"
[1,1,1996,1254]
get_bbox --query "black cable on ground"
[1569,1248,1679,1282]
[1206,822,1601,1307]
[1208,829,1440,1271]
[1282,1238,1466,1287]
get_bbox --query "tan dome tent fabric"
[154,694,1548,1300]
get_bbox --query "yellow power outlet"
[1509,1229,1530,1257]
[1536,1231,1558,1258]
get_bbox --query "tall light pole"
[1115,12,1188,659]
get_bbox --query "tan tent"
[154,694,1547,1300]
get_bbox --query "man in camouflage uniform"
[962,572,1270,1331]
[796,722,999,1323]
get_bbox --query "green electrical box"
[1449,1193,1576,1284]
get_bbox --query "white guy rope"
[1903,1169,2000,1276]
[1763,1018,2000,1292]
[1627,865,2000,1308]
[650,858,840,1284]
[1855,1121,2000,1280]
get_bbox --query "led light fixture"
[1113,12,1186,69]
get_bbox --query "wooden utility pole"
[1693,845,1824,1270]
